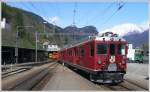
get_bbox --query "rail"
[2,62,58,90]
[2,61,51,71]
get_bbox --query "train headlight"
[98,60,101,64]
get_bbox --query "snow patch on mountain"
[99,23,149,36]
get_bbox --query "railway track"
[98,79,148,91]
[119,79,148,90]
[2,61,50,71]
[2,61,52,79]
[2,67,31,79]
[103,85,130,91]
[2,62,58,90]
[31,63,59,90]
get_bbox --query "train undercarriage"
[89,71,125,84]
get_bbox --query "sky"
[6,1,148,32]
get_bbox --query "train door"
[76,47,80,65]
[74,47,78,64]
[107,43,118,71]
[79,46,85,66]
[88,42,95,69]
[116,43,127,71]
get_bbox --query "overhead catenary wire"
[29,3,49,27]
[76,3,99,27]
[97,1,126,31]
[29,2,45,18]
[20,2,33,12]
[84,2,115,27]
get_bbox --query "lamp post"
[15,26,33,64]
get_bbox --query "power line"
[29,2,48,22]
[77,4,100,27]
[98,1,126,31]
[29,2,41,15]
[84,2,115,26]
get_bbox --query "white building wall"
[47,44,60,51]
[127,44,135,61]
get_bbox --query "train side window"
[74,48,76,56]
[67,50,70,56]
[76,48,78,56]
[97,44,107,54]
[70,50,72,56]
[80,47,85,56]
[90,44,94,56]
[78,48,80,56]
[71,49,73,56]
[68,50,72,56]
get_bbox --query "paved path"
[125,63,149,90]
[127,63,148,77]
[43,64,109,90]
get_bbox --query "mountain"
[100,23,149,48]
[2,3,98,49]
[62,25,98,43]
[63,25,98,34]
[123,29,149,48]
[2,3,68,49]
[100,23,147,36]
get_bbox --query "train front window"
[110,44,115,55]
[97,44,107,54]
[118,44,125,55]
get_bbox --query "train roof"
[60,32,126,51]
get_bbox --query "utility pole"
[35,32,38,62]
[15,27,19,64]
[15,26,33,64]
[43,21,48,38]
[53,21,56,44]
[73,3,77,26]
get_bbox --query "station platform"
[124,63,149,90]
[42,63,108,90]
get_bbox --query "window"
[118,44,125,55]
[68,50,72,56]
[76,48,79,56]
[70,50,72,56]
[110,44,115,55]
[97,44,107,54]
[74,48,77,56]
[80,47,85,56]
[67,50,69,56]
[90,44,94,56]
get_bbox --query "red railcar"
[48,51,59,61]
[59,32,128,83]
